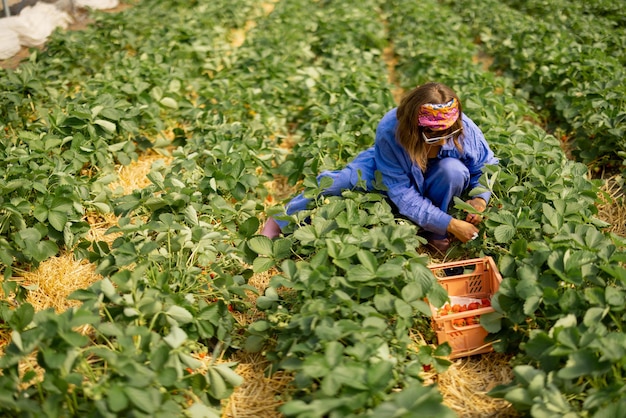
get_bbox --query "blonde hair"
[396,82,464,171]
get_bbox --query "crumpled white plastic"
[75,0,119,9]
[0,27,22,60]
[0,0,121,61]
[0,2,73,47]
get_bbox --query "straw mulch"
[3,252,102,386]
[383,44,404,105]
[437,353,519,418]
[596,173,626,238]
[224,268,296,418]
[262,176,298,210]
[182,346,293,418]
[15,253,102,314]
[411,326,517,418]
[108,152,174,195]
[84,211,121,246]
[222,351,294,418]
[231,269,274,327]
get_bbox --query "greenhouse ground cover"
[0,0,625,417]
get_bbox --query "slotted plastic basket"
[428,256,502,359]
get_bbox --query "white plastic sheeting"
[75,0,118,9]
[0,26,21,59]
[0,0,120,61]
[0,3,72,48]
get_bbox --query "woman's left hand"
[465,198,486,225]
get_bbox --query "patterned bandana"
[417,98,460,131]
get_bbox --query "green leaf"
[366,360,393,390]
[187,403,220,418]
[480,312,503,333]
[180,353,203,370]
[150,344,170,370]
[48,210,68,232]
[273,238,292,259]
[346,265,375,282]
[150,86,163,101]
[164,326,188,349]
[557,349,611,379]
[252,257,275,273]
[412,299,433,316]
[166,305,194,324]
[374,291,395,313]
[59,330,89,347]
[401,282,423,302]
[605,286,625,307]
[394,298,413,319]
[377,261,404,278]
[256,287,279,309]
[33,205,48,222]
[31,240,58,263]
[324,341,343,369]
[425,282,448,308]
[10,331,23,352]
[244,334,265,353]
[523,295,541,316]
[207,368,229,399]
[238,217,260,238]
[494,224,516,243]
[357,249,378,273]
[160,97,179,109]
[214,364,244,387]
[453,196,479,213]
[8,303,35,332]
[125,387,157,414]
[247,236,273,256]
[94,119,116,133]
[107,385,129,412]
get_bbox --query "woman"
[262,82,498,253]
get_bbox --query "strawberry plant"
[440,0,626,173]
[385,0,626,415]
[1,0,625,416]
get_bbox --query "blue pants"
[275,157,470,234]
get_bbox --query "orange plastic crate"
[428,256,502,359]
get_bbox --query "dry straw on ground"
[222,351,294,418]
[438,353,519,418]
[224,268,301,418]
[231,269,274,327]
[108,152,174,195]
[15,253,101,314]
[596,173,626,238]
[84,211,121,246]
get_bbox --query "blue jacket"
[342,108,498,235]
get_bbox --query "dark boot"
[427,237,451,255]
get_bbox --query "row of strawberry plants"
[0,0,454,416]
[80,0,459,415]
[502,0,626,63]
[217,0,458,416]
[0,0,276,416]
[386,0,626,416]
[440,0,626,172]
[0,0,269,276]
[2,0,624,417]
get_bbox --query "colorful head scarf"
[417,98,459,131]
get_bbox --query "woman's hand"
[465,197,487,225]
[447,218,479,243]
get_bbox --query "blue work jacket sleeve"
[373,109,453,236]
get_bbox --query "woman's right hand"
[446,218,479,243]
